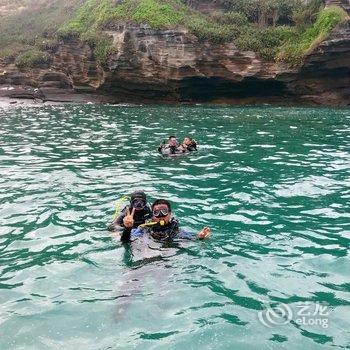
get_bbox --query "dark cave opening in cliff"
[178,77,288,102]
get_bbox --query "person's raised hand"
[123,207,135,228]
[198,227,211,240]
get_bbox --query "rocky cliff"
[1,20,349,105]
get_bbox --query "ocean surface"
[0,104,349,350]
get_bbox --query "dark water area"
[0,104,349,349]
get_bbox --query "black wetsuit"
[122,218,193,244]
[186,142,197,152]
[158,144,180,155]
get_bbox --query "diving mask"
[153,208,169,218]
[131,198,146,209]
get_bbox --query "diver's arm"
[120,227,132,243]
[177,145,186,153]
[158,142,167,153]
[176,229,195,240]
[120,208,136,242]
[176,227,211,240]
[107,211,126,231]
[116,212,126,226]
[120,226,145,243]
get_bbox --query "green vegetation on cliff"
[59,0,347,64]
[15,49,51,68]
[0,0,348,67]
[278,5,348,65]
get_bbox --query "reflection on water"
[0,104,349,350]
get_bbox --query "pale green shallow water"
[0,104,349,350]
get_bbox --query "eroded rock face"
[0,40,106,102]
[99,25,289,102]
[0,22,349,105]
[101,23,350,105]
[283,22,350,105]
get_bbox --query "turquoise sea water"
[0,104,349,350]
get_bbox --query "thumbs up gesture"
[123,207,135,228]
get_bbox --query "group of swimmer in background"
[108,136,210,244]
[158,135,197,156]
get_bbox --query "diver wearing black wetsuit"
[122,217,192,243]
[186,142,197,152]
[120,199,211,244]
[108,191,152,236]
[158,136,184,156]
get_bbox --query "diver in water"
[158,136,183,156]
[181,136,197,152]
[120,199,211,243]
[158,136,197,155]
[108,190,152,232]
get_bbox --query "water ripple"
[0,105,349,349]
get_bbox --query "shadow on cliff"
[178,77,288,102]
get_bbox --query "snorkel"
[138,219,165,228]
[138,211,167,228]
[112,195,131,220]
